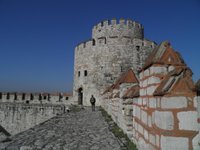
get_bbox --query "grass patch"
[100,107,137,150]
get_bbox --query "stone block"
[136,106,141,119]
[156,97,160,108]
[140,89,146,96]
[144,128,148,140]
[192,133,200,150]
[146,85,157,95]
[161,136,189,150]
[139,81,143,87]
[133,98,138,104]
[161,97,187,109]
[138,98,142,105]
[148,115,152,127]
[133,105,136,117]
[144,69,150,77]
[153,111,174,130]
[168,65,175,72]
[156,134,160,147]
[142,98,147,106]
[149,134,156,145]
[148,76,161,85]
[150,66,167,75]
[177,111,198,131]
[149,97,157,108]
[139,72,144,80]
[143,79,148,87]
[141,110,148,125]
[138,123,144,134]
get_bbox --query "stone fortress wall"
[73,19,156,106]
[0,92,73,135]
[101,41,200,150]
[0,92,73,105]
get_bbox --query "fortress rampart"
[73,19,156,106]
[0,102,66,135]
[0,92,73,135]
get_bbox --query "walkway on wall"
[0,107,124,150]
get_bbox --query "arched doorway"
[78,88,83,105]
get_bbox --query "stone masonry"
[0,92,73,135]
[73,19,156,106]
[101,41,200,150]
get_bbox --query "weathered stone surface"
[153,111,174,130]
[149,97,157,108]
[149,66,167,75]
[148,76,160,85]
[0,102,65,135]
[177,111,198,131]
[192,133,200,150]
[146,85,157,95]
[161,97,188,109]
[161,136,189,150]
[0,108,122,150]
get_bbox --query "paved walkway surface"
[0,107,123,150]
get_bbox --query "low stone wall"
[0,102,66,135]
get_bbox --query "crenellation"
[0,92,73,106]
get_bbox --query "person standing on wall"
[90,95,96,111]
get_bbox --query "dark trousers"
[91,104,95,111]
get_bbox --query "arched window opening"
[0,92,2,99]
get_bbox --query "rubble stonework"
[0,92,73,135]
[102,41,200,149]
[73,19,156,106]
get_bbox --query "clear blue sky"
[0,0,200,93]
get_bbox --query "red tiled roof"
[122,85,139,99]
[103,69,138,94]
[144,41,185,69]
[154,67,195,96]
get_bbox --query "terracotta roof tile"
[154,67,195,96]
[144,41,185,69]
[122,85,139,99]
[103,69,138,94]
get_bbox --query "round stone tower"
[73,18,156,106]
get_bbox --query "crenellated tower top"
[92,18,144,39]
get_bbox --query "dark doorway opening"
[78,88,83,105]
